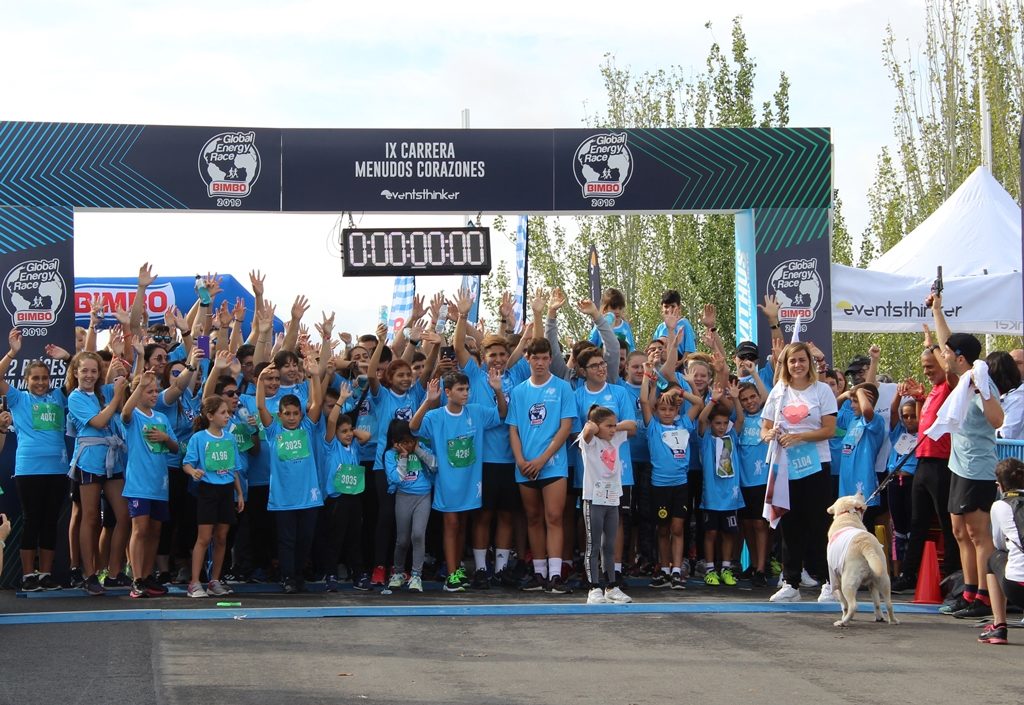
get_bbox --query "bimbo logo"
[573,133,633,201]
[2,259,66,328]
[198,131,261,199]
[73,282,175,325]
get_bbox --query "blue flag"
[387,276,416,343]
[513,216,528,333]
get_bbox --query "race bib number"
[143,423,169,454]
[32,402,63,431]
[204,439,236,475]
[784,443,821,481]
[276,428,311,462]
[332,463,365,495]
[232,423,255,452]
[446,435,475,468]
[893,433,917,455]
[661,428,689,459]
[402,455,423,483]
[592,479,620,506]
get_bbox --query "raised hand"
[869,344,881,361]
[91,299,105,328]
[217,301,233,328]
[727,378,740,399]
[410,294,427,322]
[170,305,188,332]
[499,291,514,322]
[7,328,22,355]
[213,349,232,371]
[426,377,442,401]
[548,288,567,313]
[576,298,598,318]
[249,269,265,297]
[188,345,204,367]
[337,380,352,404]
[922,324,934,348]
[203,273,224,299]
[487,365,503,392]
[232,298,246,323]
[454,288,474,316]
[112,303,130,326]
[338,331,353,347]
[375,323,388,341]
[137,262,157,288]
[290,295,310,321]
[758,294,780,321]
[428,291,445,323]
[701,303,716,329]
[531,287,549,317]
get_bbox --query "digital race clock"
[341,228,492,277]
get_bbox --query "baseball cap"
[844,355,870,375]
[734,341,759,360]
[945,333,982,363]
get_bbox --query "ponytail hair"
[194,395,228,432]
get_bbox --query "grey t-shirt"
[949,379,999,480]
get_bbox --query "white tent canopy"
[832,166,1022,334]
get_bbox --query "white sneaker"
[587,587,609,604]
[777,573,785,588]
[769,582,801,603]
[800,569,819,588]
[187,582,208,598]
[817,582,837,603]
[206,580,230,597]
[604,586,633,604]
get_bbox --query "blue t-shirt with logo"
[647,416,695,487]
[507,375,576,483]
[371,383,426,470]
[699,429,744,511]
[886,423,919,476]
[121,407,178,500]
[461,357,528,464]
[419,403,501,512]
[7,386,67,475]
[265,417,324,510]
[183,428,239,486]
[839,413,886,506]
[736,409,769,488]
[617,381,650,464]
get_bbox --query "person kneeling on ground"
[977,458,1024,645]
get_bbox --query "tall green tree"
[836,0,1024,380]
[513,18,791,348]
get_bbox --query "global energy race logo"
[198,131,261,199]
[766,258,823,324]
[573,133,633,203]
[2,259,66,329]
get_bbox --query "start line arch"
[0,121,833,379]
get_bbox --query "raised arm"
[255,365,275,428]
[581,298,619,369]
[452,288,474,368]
[544,288,570,379]
[864,344,880,386]
[129,263,157,334]
[282,295,309,353]
[640,357,656,425]
[487,366,508,419]
[303,355,322,423]
[410,378,441,433]
[0,329,22,395]
[87,376,128,430]
[366,323,388,395]
[758,294,784,346]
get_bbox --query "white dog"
[825,493,899,628]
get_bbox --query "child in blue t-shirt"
[697,386,744,588]
[183,395,244,599]
[121,371,179,599]
[256,358,324,594]
[838,383,886,527]
[734,379,771,587]
[384,420,436,592]
[887,394,920,570]
[412,371,506,593]
[640,359,704,589]
[317,381,372,591]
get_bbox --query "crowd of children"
[4,264,1023,640]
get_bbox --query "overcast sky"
[3,0,930,334]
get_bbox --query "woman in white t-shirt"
[760,342,838,603]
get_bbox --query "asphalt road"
[0,589,1016,705]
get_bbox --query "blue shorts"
[126,497,170,522]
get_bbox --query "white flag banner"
[831,264,1022,335]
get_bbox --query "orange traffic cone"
[912,540,943,604]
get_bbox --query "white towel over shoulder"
[925,359,992,440]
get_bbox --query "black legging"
[232,484,275,576]
[900,457,960,577]
[314,493,364,577]
[780,465,831,588]
[15,475,66,552]
[888,472,914,562]
[373,470,396,569]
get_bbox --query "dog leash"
[866,436,925,504]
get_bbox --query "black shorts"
[482,463,522,512]
[740,485,767,520]
[196,483,237,526]
[947,473,997,515]
[618,485,633,512]
[71,468,124,486]
[519,476,564,492]
[702,509,739,533]
[651,484,688,522]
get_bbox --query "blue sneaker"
[353,573,371,591]
[326,575,339,592]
